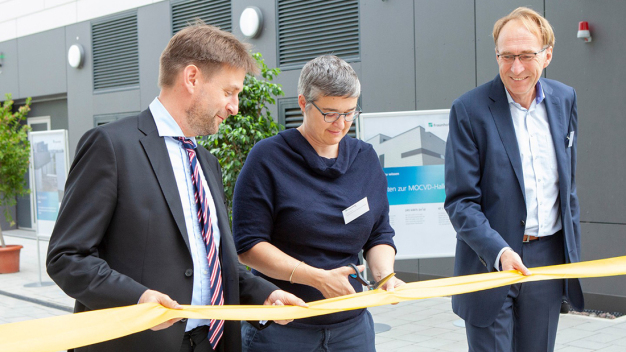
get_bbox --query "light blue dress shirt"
[495,81,562,270]
[149,97,221,332]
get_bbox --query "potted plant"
[0,93,31,273]
[199,53,283,222]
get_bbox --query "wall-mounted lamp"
[0,52,4,74]
[68,44,85,68]
[239,6,263,39]
[577,21,592,43]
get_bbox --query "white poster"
[358,110,455,259]
[30,130,69,239]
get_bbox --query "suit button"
[185,269,193,277]
[179,318,188,323]
[521,220,526,226]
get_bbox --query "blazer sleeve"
[569,89,581,258]
[46,127,148,310]
[444,99,510,271]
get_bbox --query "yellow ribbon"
[2,256,626,352]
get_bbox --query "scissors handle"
[347,263,374,289]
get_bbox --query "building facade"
[1,0,625,313]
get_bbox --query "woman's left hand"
[378,275,405,305]
[379,275,405,292]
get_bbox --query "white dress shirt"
[495,82,562,269]
[149,97,221,331]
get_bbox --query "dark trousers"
[466,231,565,352]
[180,325,216,352]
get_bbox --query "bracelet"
[289,261,304,284]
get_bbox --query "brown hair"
[493,7,555,50]
[158,21,258,88]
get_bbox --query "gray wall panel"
[414,0,475,110]
[0,39,20,99]
[418,257,455,278]
[475,1,544,86]
[396,257,454,282]
[232,0,277,67]
[580,223,626,306]
[65,22,94,159]
[138,1,171,110]
[232,0,279,119]
[276,70,302,100]
[545,0,626,224]
[93,89,141,116]
[360,0,415,113]
[17,28,67,98]
[28,98,69,131]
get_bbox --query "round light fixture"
[67,44,85,68]
[239,6,263,39]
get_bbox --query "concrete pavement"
[2,229,626,351]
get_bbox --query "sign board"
[30,130,70,239]
[358,110,455,259]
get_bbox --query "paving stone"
[556,346,593,352]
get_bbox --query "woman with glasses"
[232,55,403,352]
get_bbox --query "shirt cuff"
[495,247,512,271]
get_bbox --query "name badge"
[342,197,369,224]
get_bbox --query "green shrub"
[0,94,31,245]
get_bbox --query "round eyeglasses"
[496,46,550,64]
[309,101,362,123]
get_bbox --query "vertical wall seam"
[474,0,478,88]
[413,0,417,109]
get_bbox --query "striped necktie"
[177,137,224,349]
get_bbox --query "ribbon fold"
[1,256,626,352]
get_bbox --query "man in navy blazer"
[444,7,583,352]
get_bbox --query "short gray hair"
[297,55,361,105]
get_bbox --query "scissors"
[347,263,396,290]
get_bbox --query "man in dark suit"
[46,23,305,352]
[444,7,583,352]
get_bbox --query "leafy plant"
[0,94,32,247]
[199,53,284,221]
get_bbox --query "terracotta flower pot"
[0,244,23,274]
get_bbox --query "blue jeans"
[241,310,376,352]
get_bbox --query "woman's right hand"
[313,265,365,299]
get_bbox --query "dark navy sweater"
[233,129,395,328]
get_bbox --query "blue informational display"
[36,192,60,221]
[384,166,445,206]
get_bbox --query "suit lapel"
[137,111,191,252]
[542,80,569,211]
[488,76,525,200]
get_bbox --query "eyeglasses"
[496,46,550,64]
[309,101,362,123]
